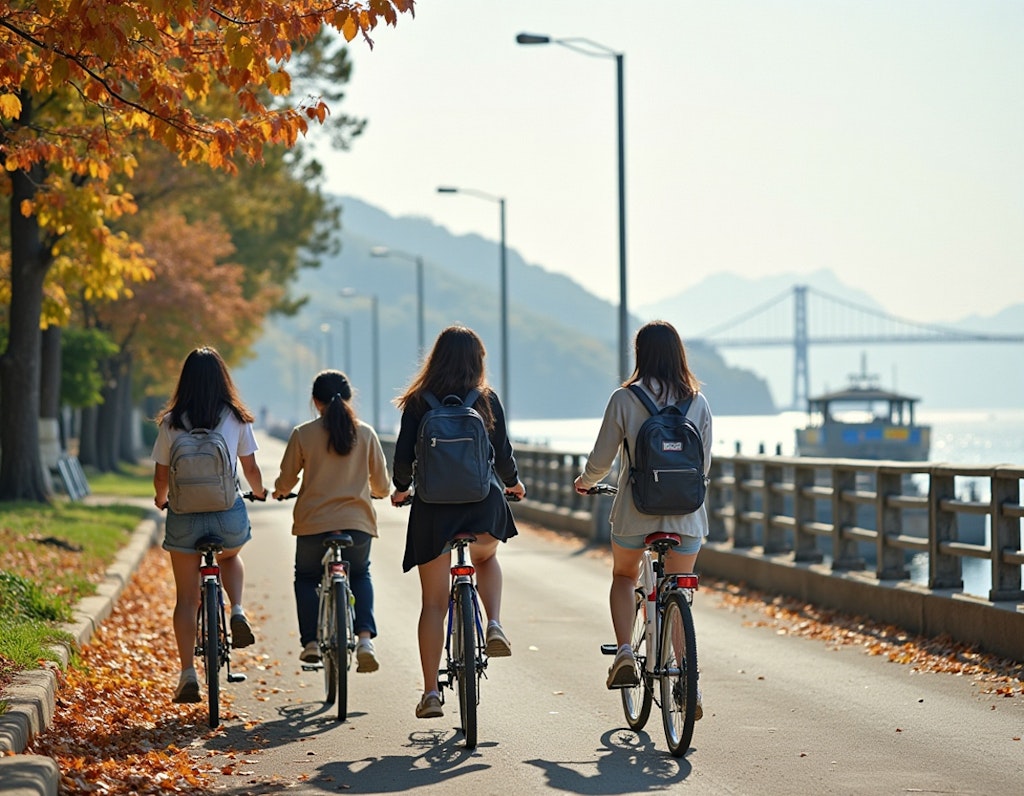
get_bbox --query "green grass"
[85,462,153,498]
[0,499,147,696]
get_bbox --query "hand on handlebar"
[243,490,268,502]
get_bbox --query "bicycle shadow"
[214,727,491,794]
[201,699,363,756]
[524,727,692,793]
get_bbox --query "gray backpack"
[167,414,237,514]
[414,389,494,504]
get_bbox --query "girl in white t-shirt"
[152,346,267,704]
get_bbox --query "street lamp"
[436,186,510,413]
[318,316,351,372]
[516,32,630,382]
[370,245,424,358]
[340,289,381,431]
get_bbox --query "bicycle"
[162,491,263,727]
[588,483,700,757]
[396,492,520,749]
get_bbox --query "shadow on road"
[524,727,691,793]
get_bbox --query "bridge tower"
[792,285,809,410]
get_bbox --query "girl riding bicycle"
[390,326,526,720]
[273,370,391,672]
[152,346,268,704]
[574,320,712,709]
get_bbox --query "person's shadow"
[524,727,692,793]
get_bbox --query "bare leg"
[470,534,502,624]
[216,547,245,609]
[664,549,699,578]
[168,551,201,671]
[610,543,644,648]
[416,553,451,694]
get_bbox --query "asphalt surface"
[2,432,1022,795]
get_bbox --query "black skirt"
[401,479,519,572]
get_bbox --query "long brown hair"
[625,320,700,403]
[158,346,254,430]
[312,370,357,455]
[394,325,496,430]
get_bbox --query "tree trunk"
[78,405,99,467]
[96,375,120,473]
[40,326,62,420]
[0,92,52,502]
[117,355,138,465]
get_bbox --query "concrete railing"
[380,437,1024,662]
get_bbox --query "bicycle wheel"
[659,591,698,757]
[319,580,337,707]
[203,578,221,727]
[332,579,349,721]
[622,590,653,730]
[454,582,478,748]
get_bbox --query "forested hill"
[234,196,775,430]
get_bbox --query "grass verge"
[0,494,148,704]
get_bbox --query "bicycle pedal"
[301,663,324,671]
[600,643,617,655]
[227,672,247,683]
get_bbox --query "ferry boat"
[795,360,930,461]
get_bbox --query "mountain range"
[234,196,1023,431]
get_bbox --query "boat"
[795,358,930,461]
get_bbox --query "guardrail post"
[793,463,822,562]
[706,459,729,543]
[876,467,908,580]
[831,466,864,571]
[928,468,963,589]
[733,459,756,548]
[763,461,788,554]
[989,465,1023,602]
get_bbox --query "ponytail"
[312,370,357,456]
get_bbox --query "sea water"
[509,408,1024,598]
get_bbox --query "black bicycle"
[194,534,247,727]
[397,492,519,748]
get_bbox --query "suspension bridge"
[690,285,1024,409]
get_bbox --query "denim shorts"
[162,495,252,553]
[612,532,702,555]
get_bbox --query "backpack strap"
[424,391,442,410]
[628,383,659,416]
[463,388,481,408]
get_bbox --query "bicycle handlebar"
[586,483,618,496]
[392,491,522,507]
[243,491,268,502]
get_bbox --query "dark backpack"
[414,389,494,504]
[624,384,707,515]
[167,413,237,514]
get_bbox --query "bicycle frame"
[440,535,487,749]
[638,543,699,677]
[311,532,355,721]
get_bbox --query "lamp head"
[369,246,389,257]
[516,33,550,45]
[436,186,458,194]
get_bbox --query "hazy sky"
[315,0,1023,324]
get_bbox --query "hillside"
[234,196,775,429]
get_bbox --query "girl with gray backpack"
[152,346,268,704]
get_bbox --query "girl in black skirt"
[390,326,526,719]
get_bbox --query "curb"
[0,507,162,796]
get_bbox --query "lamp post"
[340,289,381,431]
[436,186,510,413]
[370,246,424,359]
[516,32,629,383]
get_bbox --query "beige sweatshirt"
[274,418,391,537]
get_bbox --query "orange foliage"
[0,1,415,176]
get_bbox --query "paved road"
[195,433,1023,795]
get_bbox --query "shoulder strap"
[424,392,441,410]
[675,396,695,416]
[627,383,659,416]
[463,388,481,408]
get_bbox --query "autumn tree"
[0,0,414,501]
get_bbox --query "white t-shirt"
[151,410,259,478]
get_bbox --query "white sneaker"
[299,641,320,663]
[356,639,379,673]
